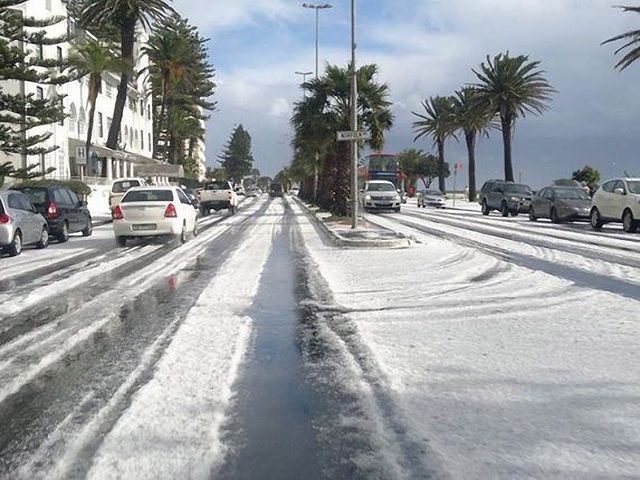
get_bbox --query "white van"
[109,178,147,209]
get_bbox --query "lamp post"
[350,0,358,229]
[302,3,332,204]
[302,3,333,79]
[295,70,313,97]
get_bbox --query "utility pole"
[350,0,358,229]
[295,71,313,97]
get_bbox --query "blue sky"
[175,0,640,188]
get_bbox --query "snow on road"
[82,200,282,479]
[291,201,640,479]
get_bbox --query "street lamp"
[302,3,333,79]
[295,71,313,98]
[350,0,358,229]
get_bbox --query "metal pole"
[350,0,358,229]
[315,8,319,78]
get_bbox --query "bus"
[360,153,401,188]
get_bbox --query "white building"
[0,0,177,185]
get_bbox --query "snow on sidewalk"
[291,201,640,479]
[79,202,281,479]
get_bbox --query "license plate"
[132,224,156,231]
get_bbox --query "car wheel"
[116,236,127,247]
[622,209,638,233]
[501,202,509,217]
[7,230,22,257]
[180,224,188,243]
[35,227,49,249]
[528,206,537,222]
[82,217,93,237]
[482,200,490,216]
[193,218,199,237]
[550,208,561,224]
[57,221,69,243]
[394,208,401,213]
[510,211,519,217]
[590,208,603,231]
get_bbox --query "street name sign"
[336,130,371,142]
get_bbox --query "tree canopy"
[218,124,254,183]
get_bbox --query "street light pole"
[295,70,313,97]
[302,3,333,79]
[302,3,332,205]
[350,0,358,229]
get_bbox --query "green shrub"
[17,179,92,197]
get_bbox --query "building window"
[58,98,64,126]
[36,87,44,99]
[39,153,46,172]
[140,130,144,150]
[140,100,144,114]
[69,103,77,133]
[37,44,43,60]
[134,129,138,148]
[98,112,103,137]
[148,133,152,151]
[78,107,86,136]
[147,104,151,120]
[129,127,134,147]
[57,46,62,63]
[124,126,128,144]
[105,82,113,98]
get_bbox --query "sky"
[174,0,640,188]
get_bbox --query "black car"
[182,188,201,211]
[479,180,533,217]
[12,185,92,242]
[269,183,283,198]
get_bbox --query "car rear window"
[206,182,229,190]
[554,189,590,200]
[367,183,395,192]
[503,184,532,194]
[122,190,174,202]
[17,188,48,205]
[628,181,640,194]
[112,180,141,193]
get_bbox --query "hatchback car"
[0,190,49,256]
[416,188,446,208]
[590,178,640,232]
[529,186,591,223]
[109,177,147,209]
[12,185,92,242]
[361,180,402,212]
[112,186,198,246]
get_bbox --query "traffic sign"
[76,146,87,165]
[337,130,371,142]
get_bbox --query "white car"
[360,180,402,212]
[590,178,640,233]
[112,186,198,246]
[109,177,147,209]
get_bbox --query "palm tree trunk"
[501,114,514,181]
[437,137,446,192]
[107,18,136,150]
[465,130,477,201]
[320,152,336,211]
[333,141,350,216]
[85,93,97,173]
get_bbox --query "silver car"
[416,188,446,208]
[0,190,49,256]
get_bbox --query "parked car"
[246,187,261,198]
[269,183,283,198]
[361,180,402,212]
[398,190,408,204]
[198,181,239,216]
[416,188,446,208]
[479,181,533,217]
[529,186,592,223]
[112,186,198,246]
[109,177,147,209]
[0,190,49,256]
[181,187,201,211]
[235,185,246,196]
[289,187,300,196]
[590,178,640,233]
[12,185,92,242]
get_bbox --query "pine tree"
[218,125,253,183]
[0,0,73,164]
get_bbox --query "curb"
[291,196,413,249]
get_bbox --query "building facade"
[0,0,160,185]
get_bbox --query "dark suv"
[12,185,92,242]
[479,180,533,217]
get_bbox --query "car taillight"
[112,205,124,220]
[0,213,10,224]
[227,191,232,200]
[47,202,59,219]
[164,203,177,218]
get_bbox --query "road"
[0,197,638,479]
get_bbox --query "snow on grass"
[292,200,640,478]
[82,201,282,480]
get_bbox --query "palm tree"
[81,0,174,150]
[412,96,456,192]
[603,6,640,71]
[68,39,130,162]
[292,64,393,215]
[472,53,555,181]
[451,87,492,201]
